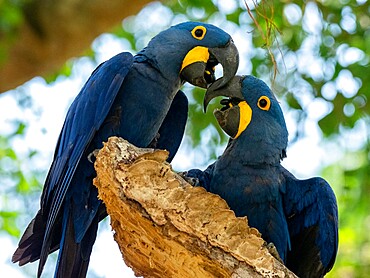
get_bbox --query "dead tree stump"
[93,136,296,278]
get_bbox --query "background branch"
[0,0,152,93]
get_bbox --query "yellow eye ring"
[191,26,207,40]
[257,96,271,111]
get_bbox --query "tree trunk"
[93,137,297,277]
[0,0,152,93]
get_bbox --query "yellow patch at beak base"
[234,101,252,139]
[181,46,209,71]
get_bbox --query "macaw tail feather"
[12,211,57,266]
[54,204,99,278]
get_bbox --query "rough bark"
[93,136,297,278]
[0,0,152,93]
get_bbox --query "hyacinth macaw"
[186,75,338,277]
[12,22,239,277]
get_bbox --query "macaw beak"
[180,39,239,89]
[203,76,244,111]
[204,76,251,139]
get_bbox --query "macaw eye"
[257,96,271,111]
[191,26,206,40]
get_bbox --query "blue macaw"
[12,22,239,277]
[186,75,338,277]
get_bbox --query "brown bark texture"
[93,136,297,278]
[0,0,152,93]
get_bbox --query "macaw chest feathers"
[212,161,284,202]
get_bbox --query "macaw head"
[204,75,288,163]
[141,21,239,90]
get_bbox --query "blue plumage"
[187,75,338,277]
[12,22,239,277]
[154,90,188,161]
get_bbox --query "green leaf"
[285,93,302,110]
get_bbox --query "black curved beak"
[204,75,244,112]
[180,39,239,89]
[180,62,214,88]
[214,105,242,138]
[207,40,239,91]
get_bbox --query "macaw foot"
[87,149,100,163]
[266,242,283,263]
[177,171,201,187]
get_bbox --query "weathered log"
[93,136,296,277]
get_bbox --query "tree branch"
[93,137,296,277]
[0,0,152,93]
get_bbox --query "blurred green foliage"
[0,0,29,62]
[0,120,42,237]
[0,0,369,277]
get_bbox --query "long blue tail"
[54,202,99,278]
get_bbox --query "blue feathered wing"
[12,52,134,277]
[282,167,338,278]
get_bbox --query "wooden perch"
[93,137,296,277]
